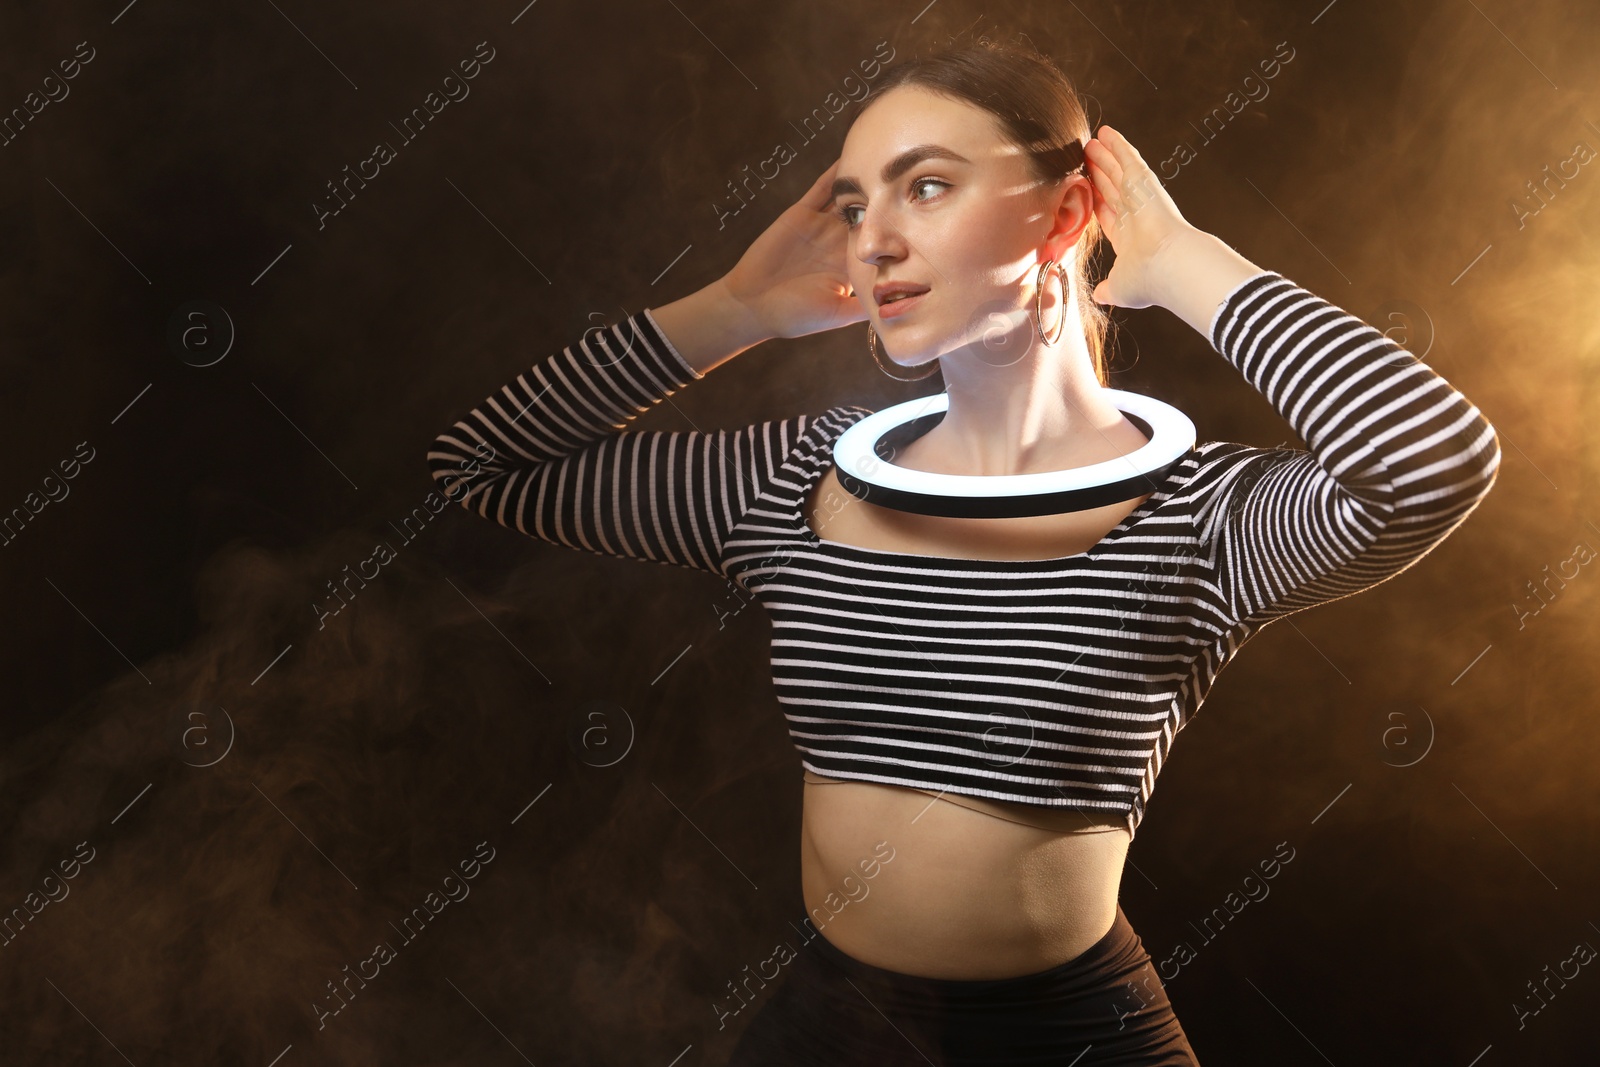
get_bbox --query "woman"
[427,39,1499,1067]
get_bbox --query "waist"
[800,773,1131,980]
[801,769,1131,833]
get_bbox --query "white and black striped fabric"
[427,271,1500,838]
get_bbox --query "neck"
[922,296,1129,477]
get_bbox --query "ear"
[1043,174,1095,263]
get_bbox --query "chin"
[875,322,946,364]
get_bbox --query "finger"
[1100,124,1142,157]
[1092,193,1119,234]
[1088,163,1126,234]
[1085,137,1124,189]
[1096,125,1148,190]
[805,158,842,211]
[1086,158,1122,213]
[1100,125,1156,186]
[1093,196,1121,238]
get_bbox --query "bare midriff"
[795,419,1157,981]
[800,772,1131,980]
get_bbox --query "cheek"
[937,233,1027,321]
[934,214,1022,293]
[852,255,873,285]
[928,226,1039,353]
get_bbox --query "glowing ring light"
[832,390,1196,519]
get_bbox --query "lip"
[876,291,927,320]
[873,281,930,305]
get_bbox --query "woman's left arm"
[1085,126,1502,627]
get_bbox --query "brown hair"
[859,38,1113,385]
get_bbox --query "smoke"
[1,0,1597,1063]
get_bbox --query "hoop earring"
[868,324,940,381]
[1033,259,1068,346]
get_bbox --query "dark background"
[2,0,1597,1062]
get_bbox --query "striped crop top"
[426,271,1501,839]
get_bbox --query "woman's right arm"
[425,159,864,577]
[646,277,767,376]
[424,281,819,578]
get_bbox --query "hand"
[1084,125,1202,311]
[720,159,868,341]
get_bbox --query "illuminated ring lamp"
[832,391,1196,519]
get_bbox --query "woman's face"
[832,84,1094,367]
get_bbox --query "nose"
[853,202,905,267]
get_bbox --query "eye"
[834,177,951,229]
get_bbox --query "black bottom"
[726,904,1200,1066]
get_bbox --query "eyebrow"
[829,144,973,204]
